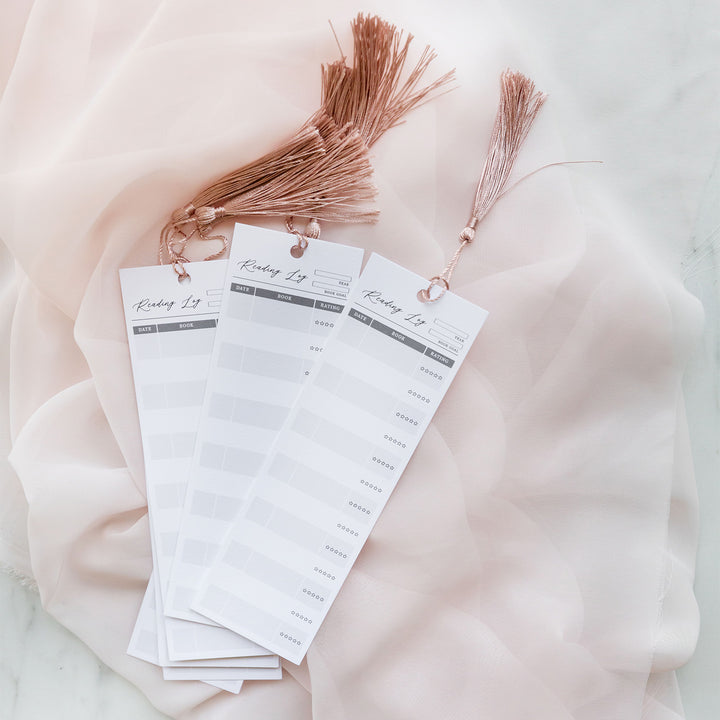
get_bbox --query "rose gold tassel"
[322,13,455,148]
[160,14,454,273]
[418,70,547,302]
[194,115,377,224]
[284,13,454,255]
[159,113,376,275]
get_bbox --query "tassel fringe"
[160,13,453,268]
[470,70,547,226]
[322,14,455,148]
[418,70,546,303]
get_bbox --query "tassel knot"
[171,204,195,224]
[305,218,321,239]
[195,206,224,227]
[459,226,476,243]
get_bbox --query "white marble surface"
[0,573,169,720]
[676,155,720,719]
[1,1,719,719]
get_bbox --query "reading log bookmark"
[127,577,246,694]
[165,224,364,634]
[127,13,452,674]
[191,71,547,663]
[119,260,277,675]
[192,252,488,663]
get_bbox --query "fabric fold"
[0,2,704,719]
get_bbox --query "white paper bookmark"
[127,579,245,694]
[119,259,226,609]
[152,573,281,672]
[193,253,488,663]
[166,223,364,633]
[127,579,163,665]
[119,260,274,668]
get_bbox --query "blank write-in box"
[159,531,177,556]
[219,344,311,384]
[165,380,206,408]
[227,291,253,321]
[267,454,378,523]
[199,442,225,470]
[291,410,373,467]
[231,398,289,431]
[190,490,243,522]
[217,342,245,370]
[267,506,326,551]
[314,269,351,282]
[251,299,313,334]
[223,446,264,476]
[171,432,196,458]
[222,542,252,571]
[152,482,185,510]
[141,383,167,410]
[148,434,174,460]
[358,328,420,375]
[208,393,234,421]
[268,455,348,509]
[314,364,397,419]
[228,595,284,641]
[336,315,367,349]
[209,392,290,430]
[182,539,219,567]
[198,441,265,478]
[135,334,161,361]
[221,543,330,614]
[158,329,215,357]
[245,550,304,596]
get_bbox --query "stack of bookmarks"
[122,14,544,693]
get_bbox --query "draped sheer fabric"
[0,1,702,719]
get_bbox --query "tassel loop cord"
[286,217,321,258]
[418,70,546,303]
[417,217,476,302]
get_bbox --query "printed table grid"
[191,253,487,664]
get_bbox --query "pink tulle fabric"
[0,1,701,719]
